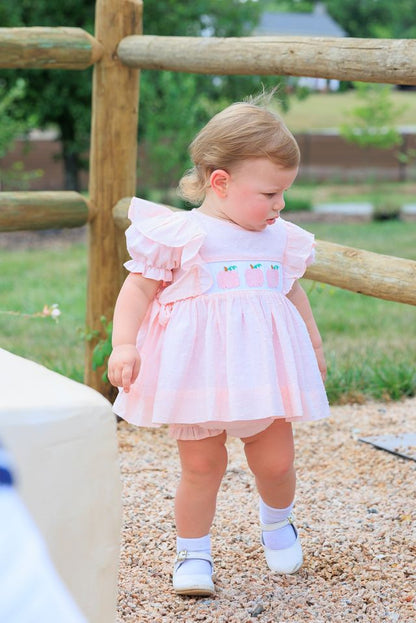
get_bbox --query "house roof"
[255,5,346,38]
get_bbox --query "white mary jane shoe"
[261,516,303,574]
[173,550,215,597]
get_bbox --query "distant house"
[255,3,346,91]
[255,3,346,38]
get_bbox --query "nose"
[272,196,285,212]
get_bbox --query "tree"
[324,0,416,39]
[1,1,281,192]
[0,2,95,191]
[339,83,412,209]
[260,1,315,11]
[339,83,403,150]
[0,78,40,190]
[259,0,416,39]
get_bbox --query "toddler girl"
[108,98,330,597]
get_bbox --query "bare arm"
[108,272,160,392]
[286,280,327,381]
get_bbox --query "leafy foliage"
[83,316,113,383]
[0,78,36,158]
[0,78,41,189]
[339,83,404,150]
[324,0,416,39]
[0,3,95,190]
[262,0,416,39]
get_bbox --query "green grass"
[306,219,416,258]
[289,180,416,207]
[280,90,416,133]
[0,221,415,404]
[0,242,87,382]
[302,220,416,403]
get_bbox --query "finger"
[121,364,134,393]
[110,366,124,388]
[131,357,141,384]
[107,368,117,387]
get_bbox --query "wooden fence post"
[85,0,142,397]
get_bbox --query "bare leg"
[242,420,302,573]
[175,431,228,537]
[242,419,296,508]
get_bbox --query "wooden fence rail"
[117,35,416,85]
[0,192,90,231]
[0,27,103,69]
[306,241,416,307]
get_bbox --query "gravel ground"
[116,398,416,623]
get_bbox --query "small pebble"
[249,602,265,617]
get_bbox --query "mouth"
[265,217,277,225]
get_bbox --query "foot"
[261,517,303,574]
[173,550,215,596]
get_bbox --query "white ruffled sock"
[175,534,212,577]
[260,498,297,550]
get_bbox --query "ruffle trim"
[281,220,315,293]
[123,259,172,282]
[124,197,212,299]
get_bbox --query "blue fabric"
[0,465,13,486]
[0,442,14,486]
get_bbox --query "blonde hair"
[178,98,300,205]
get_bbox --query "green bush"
[284,196,312,212]
[372,200,402,221]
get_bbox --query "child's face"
[220,158,298,232]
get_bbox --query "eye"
[264,193,276,198]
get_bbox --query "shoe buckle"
[176,549,188,562]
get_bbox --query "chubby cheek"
[248,199,271,220]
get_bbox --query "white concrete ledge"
[0,349,121,623]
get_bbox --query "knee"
[180,446,227,484]
[244,422,295,483]
[247,450,295,483]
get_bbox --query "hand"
[108,344,141,393]
[313,344,327,382]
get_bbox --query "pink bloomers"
[168,418,277,441]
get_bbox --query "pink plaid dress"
[113,198,329,439]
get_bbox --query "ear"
[209,169,230,197]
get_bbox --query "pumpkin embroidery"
[245,263,264,287]
[217,265,240,289]
[266,264,280,288]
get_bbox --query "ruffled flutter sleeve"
[282,220,315,293]
[124,197,200,282]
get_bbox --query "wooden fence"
[1,0,415,398]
